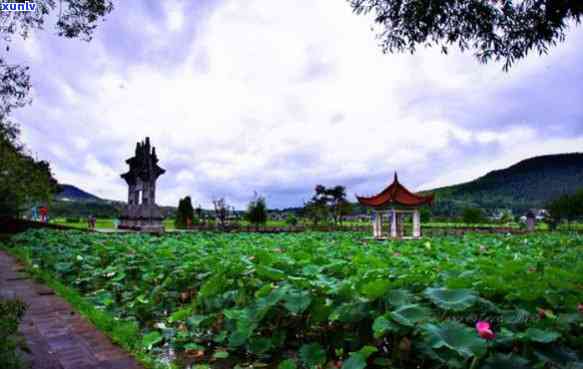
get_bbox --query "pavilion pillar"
[413,209,421,238]
[377,212,383,238]
[372,211,381,238]
[390,210,397,238]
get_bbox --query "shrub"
[0,298,27,369]
[462,207,486,224]
[246,194,267,227]
[285,214,298,226]
[175,196,195,229]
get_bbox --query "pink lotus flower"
[476,321,496,340]
[578,304,583,315]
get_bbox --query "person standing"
[39,206,48,223]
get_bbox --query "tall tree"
[246,192,267,228]
[303,185,330,226]
[175,196,194,229]
[303,185,352,226]
[0,119,57,216]
[349,0,583,70]
[327,185,351,225]
[213,197,232,229]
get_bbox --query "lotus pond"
[7,230,583,369]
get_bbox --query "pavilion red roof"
[356,173,434,208]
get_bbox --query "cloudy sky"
[8,0,583,209]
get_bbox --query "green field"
[51,217,176,230]
[5,230,583,369]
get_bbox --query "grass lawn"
[51,218,176,231]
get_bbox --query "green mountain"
[56,184,102,202]
[50,185,176,219]
[428,153,583,216]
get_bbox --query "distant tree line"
[546,189,583,229]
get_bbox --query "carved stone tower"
[119,137,166,232]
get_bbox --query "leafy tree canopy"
[246,192,268,226]
[349,0,583,70]
[0,118,57,216]
[303,185,352,225]
[175,196,195,229]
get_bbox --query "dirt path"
[0,251,143,369]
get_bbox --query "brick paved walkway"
[0,251,144,369]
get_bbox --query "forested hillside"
[429,153,583,215]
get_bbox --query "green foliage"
[350,1,583,70]
[498,209,514,224]
[8,230,583,368]
[142,331,163,351]
[278,359,297,369]
[285,214,299,226]
[0,298,27,369]
[372,315,398,338]
[302,199,329,226]
[50,200,122,218]
[424,288,477,312]
[389,304,433,327]
[341,346,377,369]
[246,193,268,226]
[175,196,195,229]
[520,328,561,344]
[303,184,352,225]
[547,188,583,225]
[422,321,487,358]
[0,120,57,216]
[420,207,432,223]
[462,207,486,224]
[299,343,326,369]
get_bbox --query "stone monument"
[119,137,166,233]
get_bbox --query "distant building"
[356,173,434,239]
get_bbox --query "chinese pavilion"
[356,173,434,239]
[119,137,166,233]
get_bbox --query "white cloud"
[164,2,185,32]
[13,0,583,208]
